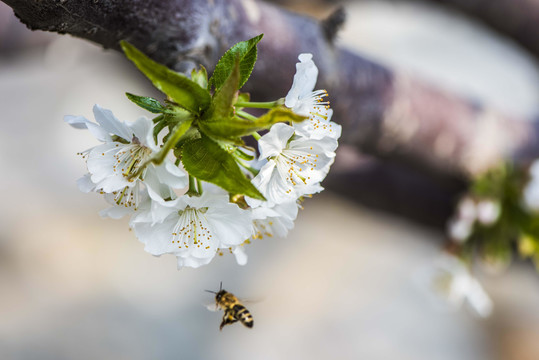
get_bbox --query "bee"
[206,282,254,330]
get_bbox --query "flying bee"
[206,282,254,330]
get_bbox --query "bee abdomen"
[233,304,254,328]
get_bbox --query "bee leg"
[219,312,238,330]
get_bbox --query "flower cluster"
[66,37,340,269]
[447,196,501,243]
[434,161,539,316]
[419,253,493,318]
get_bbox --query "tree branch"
[422,0,539,58]
[3,0,538,228]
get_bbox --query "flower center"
[275,148,318,191]
[171,207,213,250]
[112,143,152,181]
[252,219,274,239]
[109,182,141,209]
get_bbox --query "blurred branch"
[2,0,538,228]
[422,0,539,58]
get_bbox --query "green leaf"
[126,93,167,114]
[200,107,306,139]
[120,41,211,114]
[181,135,265,200]
[209,34,263,90]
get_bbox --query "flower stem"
[152,121,189,165]
[235,100,280,109]
[196,178,203,195]
[187,175,199,196]
[251,132,261,141]
[237,110,258,122]
[128,118,192,180]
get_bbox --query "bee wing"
[240,297,264,305]
[203,302,219,312]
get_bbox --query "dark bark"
[2,0,538,228]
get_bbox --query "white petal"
[295,182,324,198]
[252,160,296,206]
[285,53,318,109]
[466,279,494,318]
[93,104,133,141]
[258,123,295,159]
[207,203,252,247]
[232,247,248,266]
[133,217,177,256]
[177,254,214,269]
[99,205,135,219]
[293,117,342,142]
[86,143,125,183]
[64,115,111,142]
[128,116,160,151]
[155,161,188,189]
[77,173,96,193]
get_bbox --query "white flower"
[419,254,493,318]
[132,191,252,269]
[447,197,477,243]
[447,218,474,242]
[285,53,341,141]
[251,123,337,205]
[476,200,501,225]
[457,197,478,222]
[65,105,187,209]
[524,160,539,211]
[247,198,299,240]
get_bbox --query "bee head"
[215,289,227,302]
[205,281,225,300]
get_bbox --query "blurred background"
[1,0,539,359]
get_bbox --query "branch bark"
[3,0,538,228]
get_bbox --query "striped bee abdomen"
[233,304,254,328]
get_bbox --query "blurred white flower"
[476,199,501,225]
[132,192,252,269]
[447,218,474,242]
[65,104,187,208]
[285,53,342,142]
[457,197,477,222]
[420,254,493,318]
[524,160,539,211]
[447,197,477,242]
[251,123,336,206]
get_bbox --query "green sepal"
[125,93,167,114]
[234,147,255,161]
[191,66,209,90]
[152,115,167,143]
[160,110,194,143]
[200,107,306,139]
[209,34,263,91]
[120,41,211,114]
[211,57,240,119]
[181,135,265,200]
[255,107,307,126]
